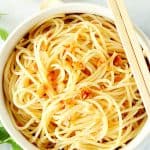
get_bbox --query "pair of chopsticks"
[108,0,150,116]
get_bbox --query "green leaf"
[0,13,7,16]
[7,138,22,150]
[0,122,22,150]
[0,122,3,127]
[0,127,10,143]
[0,27,8,40]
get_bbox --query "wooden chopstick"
[114,0,150,90]
[108,0,150,116]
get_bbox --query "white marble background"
[0,0,150,149]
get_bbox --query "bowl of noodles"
[0,2,150,150]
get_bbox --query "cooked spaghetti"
[3,14,147,150]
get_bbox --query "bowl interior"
[0,3,149,150]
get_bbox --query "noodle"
[3,13,147,150]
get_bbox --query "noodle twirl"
[3,14,147,150]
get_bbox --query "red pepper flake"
[91,58,104,67]
[122,100,128,107]
[82,68,91,76]
[114,55,123,66]
[47,70,59,93]
[81,88,92,99]
[114,74,124,82]
[135,108,145,118]
[99,85,106,90]
[47,70,59,81]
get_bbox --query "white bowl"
[0,3,150,150]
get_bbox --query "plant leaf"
[0,127,10,143]
[0,13,7,16]
[0,122,22,150]
[0,28,8,40]
[7,138,22,150]
[0,122,3,127]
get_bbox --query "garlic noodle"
[3,13,147,150]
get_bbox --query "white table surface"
[0,0,150,149]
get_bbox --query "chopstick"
[115,0,150,86]
[108,0,150,116]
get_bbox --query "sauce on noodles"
[3,13,147,150]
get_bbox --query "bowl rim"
[0,2,149,150]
